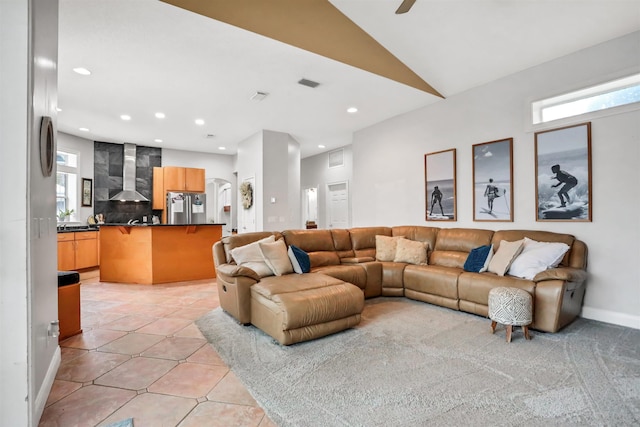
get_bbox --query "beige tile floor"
[40,271,276,427]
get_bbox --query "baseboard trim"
[581,307,640,330]
[33,345,61,425]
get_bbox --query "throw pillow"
[463,245,493,273]
[394,238,428,265]
[230,235,275,278]
[375,235,405,262]
[288,245,311,274]
[479,244,494,273]
[259,239,293,276]
[507,237,570,280]
[487,239,524,276]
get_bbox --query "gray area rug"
[196,298,640,426]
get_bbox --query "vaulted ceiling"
[57,0,640,158]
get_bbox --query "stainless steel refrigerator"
[166,192,207,224]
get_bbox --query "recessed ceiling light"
[120,114,131,121]
[79,127,90,132]
[154,139,163,143]
[155,112,165,119]
[318,144,326,148]
[218,146,226,151]
[56,107,62,112]
[195,119,205,126]
[347,107,358,113]
[73,67,91,75]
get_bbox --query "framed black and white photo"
[81,178,93,207]
[535,122,592,221]
[425,148,456,221]
[473,138,513,222]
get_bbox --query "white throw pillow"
[259,239,293,276]
[375,235,405,262]
[394,238,428,265]
[488,239,524,276]
[230,235,276,277]
[507,237,570,280]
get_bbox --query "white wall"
[352,32,640,328]
[301,145,353,229]
[236,131,264,232]
[1,0,60,425]
[57,132,95,223]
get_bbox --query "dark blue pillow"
[288,245,311,274]
[464,245,492,273]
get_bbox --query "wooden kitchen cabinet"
[163,166,205,192]
[57,231,99,270]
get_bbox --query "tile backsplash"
[94,141,161,224]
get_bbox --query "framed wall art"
[472,138,513,222]
[425,148,456,221]
[81,178,93,207]
[535,122,592,221]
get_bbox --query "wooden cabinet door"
[152,167,165,210]
[163,167,186,191]
[57,240,76,271]
[75,237,98,269]
[185,168,205,192]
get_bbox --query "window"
[532,73,640,124]
[56,150,78,220]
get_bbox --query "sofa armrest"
[216,263,261,282]
[533,267,587,283]
[341,257,376,264]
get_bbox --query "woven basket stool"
[488,287,532,343]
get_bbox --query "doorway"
[327,181,349,229]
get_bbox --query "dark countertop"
[57,223,225,233]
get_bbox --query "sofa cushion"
[375,235,404,262]
[404,265,461,300]
[394,238,428,265]
[259,239,293,276]
[487,239,524,276]
[350,227,392,258]
[458,272,535,306]
[288,245,311,274]
[507,238,570,280]
[230,235,276,277]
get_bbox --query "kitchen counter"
[99,224,223,284]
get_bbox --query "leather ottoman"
[250,273,365,345]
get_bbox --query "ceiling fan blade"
[395,0,416,14]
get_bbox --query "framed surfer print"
[425,148,456,221]
[473,138,513,222]
[535,122,592,221]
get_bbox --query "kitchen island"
[99,224,223,285]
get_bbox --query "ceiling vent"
[298,78,320,88]
[250,91,269,101]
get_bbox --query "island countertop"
[99,223,222,285]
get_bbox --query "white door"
[327,182,349,229]
[240,177,256,233]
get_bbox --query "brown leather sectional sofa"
[212,226,588,345]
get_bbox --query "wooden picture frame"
[473,138,514,222]
[535,122,592,221]
[81,178,93,207]
[425,148,456,221]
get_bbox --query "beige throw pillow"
[259,239,293,276]
[394,238,428,265]
[230,235,276,277]
[488,239,525,276]
[375,235,404,262]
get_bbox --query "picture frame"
[535,122,592,221]
[472,138,514,222]
[425,148,456,221]
[81,178,93,207]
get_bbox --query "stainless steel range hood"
[109,143,149,202]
